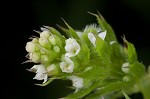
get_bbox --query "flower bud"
[49,35,56,45]
[123,76,130,82]
[26,42,36,52]
[39,37,51,49]
[41,55,49,63]
[53,46,60,52]
[29,52,40,63]
[40,31,50,38]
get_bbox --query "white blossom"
[88,32,96,47]
[98,30,107,40]
[65,38,80,57]
[31,64,48,83]
[60,56,74,73]
[67,75,83,89]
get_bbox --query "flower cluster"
[25,13,146,99]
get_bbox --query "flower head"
[60,56,74,73]
[65,38,80,57]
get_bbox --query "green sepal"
[35,78,54,86]
[130,61,145,80]
[122,90,131,99]
[61,18,80,40]
[123,38,137,63]
[94,34,110,64]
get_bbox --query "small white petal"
[98,30,107,40]
[31,64,48,83]
[40,27,49,32]
[68,75,83,88]
[31,64,41,70]
[110,41,116,45]
[33,72,48,83]
[88,32,96,47]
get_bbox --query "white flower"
[122,63,130,74]
[31,64,48,83]
[67,75,83,89]
[60,56,74,73]
[98,30,107,40]
[65,38,80,57]
[88,32,96,47]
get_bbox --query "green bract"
[24,12,149,99]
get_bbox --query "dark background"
[4,0,150,99]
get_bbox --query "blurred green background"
[9,0,150,99]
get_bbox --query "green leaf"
[56,24,70,38]
[122,90,131,99]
